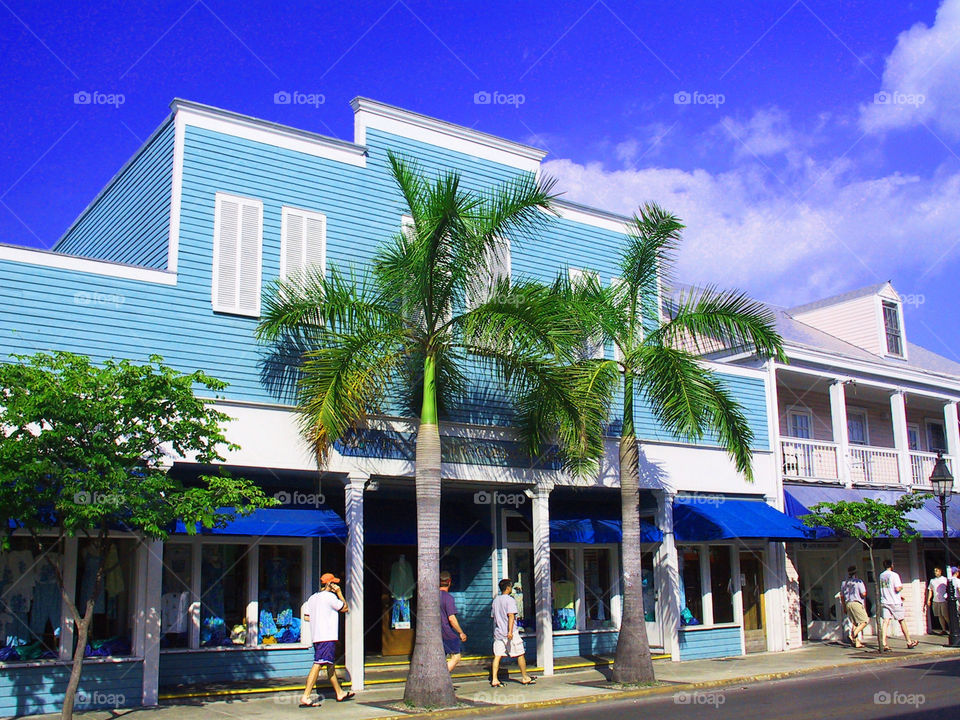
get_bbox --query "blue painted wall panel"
[54,121,174,269]
[677,626,742,660]
[0,660,142,717]
[552,631,618,658]
[158,647,312,687]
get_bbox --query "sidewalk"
[35,636,960,720]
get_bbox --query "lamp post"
[929,452,960,647]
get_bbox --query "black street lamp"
[929,452,960,647]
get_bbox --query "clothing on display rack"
[389,555,415,629]
[30,556,61,636]
[160,591,190,634]
[0,550,36,646]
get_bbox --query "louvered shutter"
[212,193,262,316]
[281,207,326,286]
[570,267,604,359]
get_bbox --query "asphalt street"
[502,657,960,720]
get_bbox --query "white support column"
[654,491,681,661]
[944,401,960,472]
[189,538,201,649]
[531,481,554,675]
[59,537,78,661]
[830,380,852,487]
[763,542,786,652]
[890,391,911,484]
[245,544,260,646]
[344,472,368,691]
[731,548,745,656]
[140,540,163,706]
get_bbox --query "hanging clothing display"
[30,556,61,636]
[78,544,122,615]
[389,555,415,629]
[160,591,190,634]
[1,550,37,646]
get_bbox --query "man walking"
[440,571,468,673]
[299,572,354,707]
[490,579,535,687]
[840,565,868,648]
[926,566,949,635]
[879,559,919,651]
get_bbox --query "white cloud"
[544,153,960,307]
[860,0,960,137]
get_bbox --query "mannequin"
[389,554,415,629]
[552,569,576,630]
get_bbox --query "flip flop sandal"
[521,677,537,685]
[298,700,322,708]
[490,681,503,687]
[336,692,356,702]
[907,641,919,649]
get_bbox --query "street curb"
[365,648,960,720]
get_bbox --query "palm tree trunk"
[403,356,456,708]
[612,373,655,684]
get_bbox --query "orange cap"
[320,572,341,585]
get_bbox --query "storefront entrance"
[798,550,842,641]
[740,550,766,652]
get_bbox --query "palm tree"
[579,203,786,684]
[256,153,605,708]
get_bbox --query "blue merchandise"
[391,597,411,627]
[276,607,293,627]
[259,610,278,637]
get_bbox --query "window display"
[200,544,247,646]
[551,549,576,630]
[0,538,62,662]
[679,546,702,625]
[709,546,734,624]
[641,551,656,622]
[506,549,534,630]
[258,545,303,644]
[160,543,192,648]
[76,539,134,657]
[583,548,613,629]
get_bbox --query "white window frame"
[907,423,921,452]
[279,205,327,284]
[878,298,907,359]
[569,267,603,359]
[926,418,947,453]
[846,408,870,446]
[785,406,813,440]
[468,238,511,309]
[211,192,263,317]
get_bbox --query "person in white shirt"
[878,559,918,651]
[299,572,353,707]
[490,579,535,687]
[926,567,949,635]
[840,565,868,648]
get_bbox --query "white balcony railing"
[910,451,953,486]
[849,446,900,485]
[781,438,839,480]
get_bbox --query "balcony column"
[343,472,368,691]
[829,380,852,487]
[944,401,960,472]
[531,481,554,675]
[890,390,911,485]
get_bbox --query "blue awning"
[673,496,808,541]
[549,517,662,544]
[784,486,948,539]
[175,507,347,538]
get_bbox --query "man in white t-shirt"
[878,559,918,651]
[926,567,949,635]
[490,579,535,687]
[299,572,352,707]
[840,565,868,648]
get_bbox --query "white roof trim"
[551,199,632,235]
[0,243,177,285]
[171,99,367,167]
[352,97,546,173]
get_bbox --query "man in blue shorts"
[440,571,468,673]
[299,572,353,707]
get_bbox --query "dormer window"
[882,300,903,356]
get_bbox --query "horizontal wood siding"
[446,547,494,656]
[0,660,142,717]
[55,121,174,269]
[793,295,881,356]
[552,631,618,658]
[677,626,742,660]
[158,647,313,687]
[779,386,835,441]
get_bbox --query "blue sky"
[2,0,959,359]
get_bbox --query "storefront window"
[76,538,135,656]
[641,551,656,622]
[551,549,577,630]
[679,546,702,625]
[505,514,533,543]
[583,548,614,629]
[258,545,304,644]
[200,544,248,646]
[709,546,734,624]
[160,543,192,648]
[0,537,62,662]
[507,549,534,630]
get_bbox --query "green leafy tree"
[565,204,786,684]
[802,494,929,653]
[0,352,275,720]
[257,153,605,708]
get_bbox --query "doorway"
[740,550,766,652]
[797,550,841,641]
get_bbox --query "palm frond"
[619,203,684,309]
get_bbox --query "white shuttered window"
[212,193,263,316]
[280,206,327,285]
[570,267,604,359]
